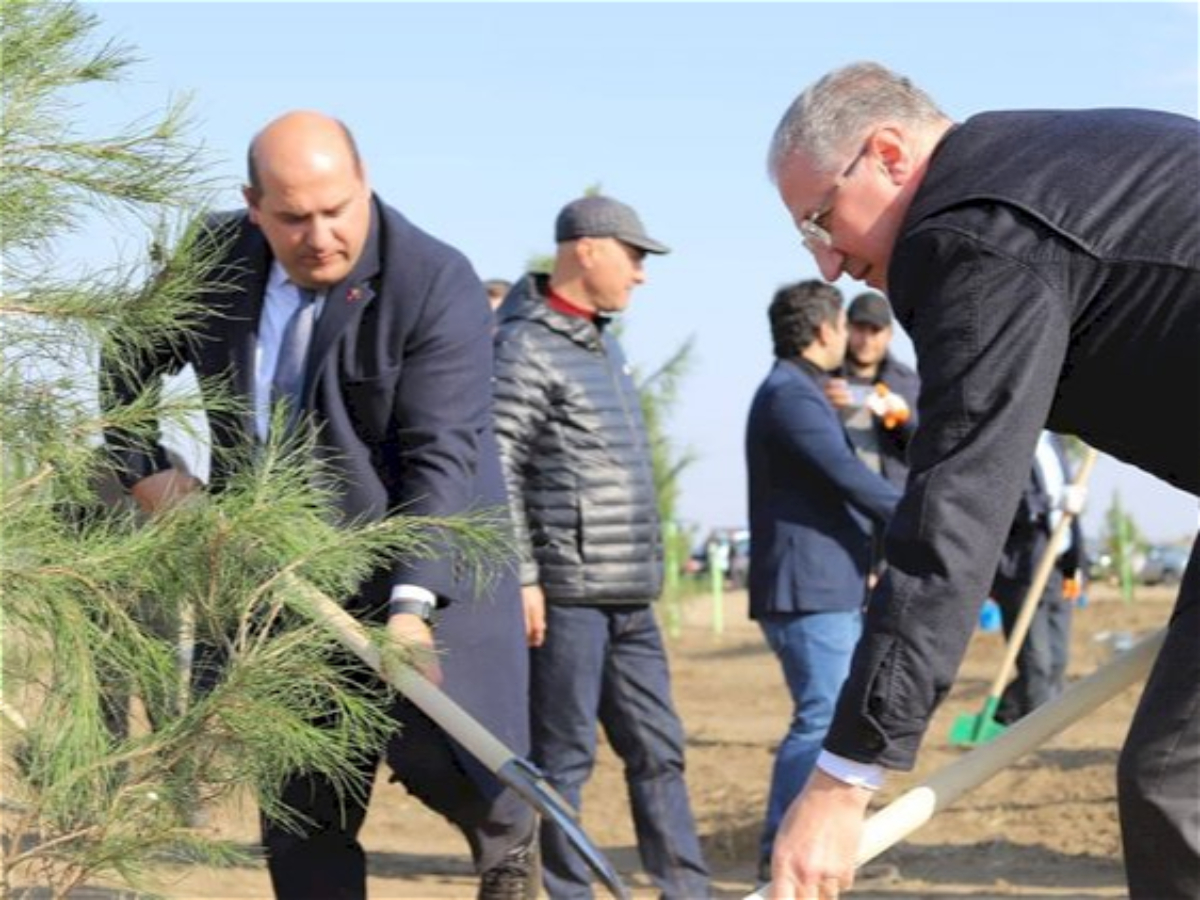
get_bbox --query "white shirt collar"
[266,261,307,300]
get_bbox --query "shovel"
[284,574,631,900]
[949,446,1098,747]
[744,624,1164,899]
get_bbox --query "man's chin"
[291,262,350,290]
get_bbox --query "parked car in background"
[689,527,750,589]
[1138,543,1190,586]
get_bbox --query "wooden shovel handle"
[743,625,1164,900]
[986,446,1099,700]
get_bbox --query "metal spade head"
[497,758,630,900]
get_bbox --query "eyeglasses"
[797,143,870,252]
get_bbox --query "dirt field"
[144,582,1174,900]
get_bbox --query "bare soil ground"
[125,583,1177,898]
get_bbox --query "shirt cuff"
[389,584,437,607]
[816,750,887,792]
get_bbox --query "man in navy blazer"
[104,112,535,900]
[745,280,900,879]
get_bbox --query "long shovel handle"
[283,575,631,900]
[744,626,1164,899]
[985,446,1098,700]
[859,624,1160,862]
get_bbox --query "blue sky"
[80,1,1199,544]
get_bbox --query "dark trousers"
[994,568,1072,724]
[1118,533,1200,899]
[263,698,534,900]
[530,604,710,900]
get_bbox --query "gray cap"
[848,292,893,328]
[554,196,670,255]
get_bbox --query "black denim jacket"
[826,108,1200,769]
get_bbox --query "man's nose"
[812,242,844,281]
[307,216,332,248]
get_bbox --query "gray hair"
[767,62,949,183]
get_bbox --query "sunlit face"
[244,152,371,290]
[848,321,892,368]
[776,140,899,292]
[580,237,647,313]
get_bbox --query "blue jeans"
[530,604,710,900]
[757,610,863,860]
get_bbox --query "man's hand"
[823,377,854,410]
[522,584,547,648]
[1060,484,1088,516]
[130,468,201,516]
[768,769,873,900]
[387,613,441,684]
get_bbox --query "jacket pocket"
[341,367,401,443]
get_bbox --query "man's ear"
[575,237,597,270]
[871,125,913,184]
[242,185,261,224]
[816,318,836,348]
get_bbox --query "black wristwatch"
[388,598,436,625]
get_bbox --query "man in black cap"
[824,291,920,491]
[491,195,711,900]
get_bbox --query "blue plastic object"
[978,598,1002,632]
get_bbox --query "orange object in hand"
[876,382,911,430]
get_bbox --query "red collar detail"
[547,287,596,321]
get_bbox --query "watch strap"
[388,597,435,624]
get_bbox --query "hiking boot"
[478,826,540,900]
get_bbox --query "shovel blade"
[497,758,630,900]
[949,697,1007,747]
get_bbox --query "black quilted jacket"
[492,274,663,605]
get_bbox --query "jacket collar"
[220,218,272,411]
[498,272,606,350]
[780,355,827,385]
[303,195,381,388]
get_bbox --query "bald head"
[242,111,372,289]
[246,111,364,197]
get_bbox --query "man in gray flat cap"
[491,196,711,900]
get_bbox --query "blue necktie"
[271,287,319,431]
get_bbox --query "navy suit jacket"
[746,359,902,618]
[105,196,529,760]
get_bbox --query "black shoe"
[478,826,540,900]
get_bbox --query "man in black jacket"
[763,62,1199,900]
[492,196,710,900]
